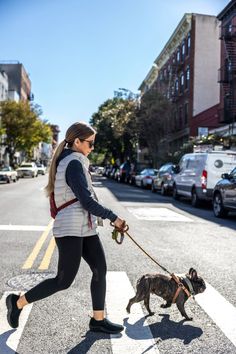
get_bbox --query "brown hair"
[45,122,96,196]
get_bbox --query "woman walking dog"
[6,121,126,334]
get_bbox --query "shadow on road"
[0,329,19,354]
[96,175,236,232]
[68,330,117,354]
[124,313,203,345]
[68,314,202,353]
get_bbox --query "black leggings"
[25,235,107,310]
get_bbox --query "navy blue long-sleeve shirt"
[57,149,117,222]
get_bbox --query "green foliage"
[137,89,172,166]
[90,97,138,162]
[0,100,52,163]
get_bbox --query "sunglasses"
[81,139,95,148]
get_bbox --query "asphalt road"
[0,174,236,354]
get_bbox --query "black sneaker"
[89,317,124,334]
[6,294,22,328]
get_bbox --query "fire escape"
[218,24,236,124]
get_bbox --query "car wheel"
[7,177,10,184]
[191,188,201,208]
[173,184,179,200]
[151,182,156,193]
[141,180,144,188]
[213,192,228,218]
[160,183,166,196]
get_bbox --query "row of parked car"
[102,150,236,219]
[0,162,46,183]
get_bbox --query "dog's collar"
[182,276,195,297]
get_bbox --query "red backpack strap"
[57,197,78,213]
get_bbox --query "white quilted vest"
[53,151,97,237]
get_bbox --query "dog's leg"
[126,294,146,314]
[160,301,172,308]
[144,295,154,316]
[176,301,192,321]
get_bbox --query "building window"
[184,102,189,125]
[186,32,191,56]
[182,41,185,60]
[174,111,178,130]
[179,106,183,129]
[180,73,184,93]
[177,49,180,62]
[175,79,179,94]
[185,66,190,90]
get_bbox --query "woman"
[6,122,126,334]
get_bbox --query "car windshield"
[0,167,10,171]
[20,164,33,168]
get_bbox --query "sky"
[0,0,230,140]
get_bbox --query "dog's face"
[187,268,206,294]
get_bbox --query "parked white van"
[173,150,236,207]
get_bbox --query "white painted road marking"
[106,271,159,354]
[1,276,236,352]
[127,207,193,222]
[196,282,236,346]
[0,292,33,353]
[0,225,47,231]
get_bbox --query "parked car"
[117,161,131,183]
[152,163,175,195]
[172,150,236,207]
[212,167,236,218]
[17,162,38,178]
[0,166,18,183]
[36,163,46,175]
[135,168,158,188]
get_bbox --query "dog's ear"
[189,268,198,280]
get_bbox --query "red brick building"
[139,13,221,156]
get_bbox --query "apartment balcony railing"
[220,25,236,40]
[218,66,233,83]
[218,108,235,124]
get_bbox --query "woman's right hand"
[114,217,126,231]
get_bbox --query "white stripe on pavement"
[0,292,33,353]
[196,282,236,347]
[0,225,46,231]
[106,271,159,354]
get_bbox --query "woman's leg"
[82,235,107,319]
[82,235,124,334]
[23,236,83,304]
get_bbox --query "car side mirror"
[221,173,230,179]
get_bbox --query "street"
[1,174,236,354]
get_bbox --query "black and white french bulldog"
[126,268,206,320]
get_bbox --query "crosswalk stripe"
[1,275,236,353]
[0,225,47,231]
[0,292,33,353]
[196,282,236,346]
[106,271,159,354]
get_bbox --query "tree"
[0,100,52,165]
[90,97,138,163]
[137,89,172,167]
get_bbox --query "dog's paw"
[160,304,168,308]
[126,307,130,314]
[184,317,193,321]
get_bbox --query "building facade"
[139,13,221,155]
[0,62,31,101]
[214,0,236,138]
